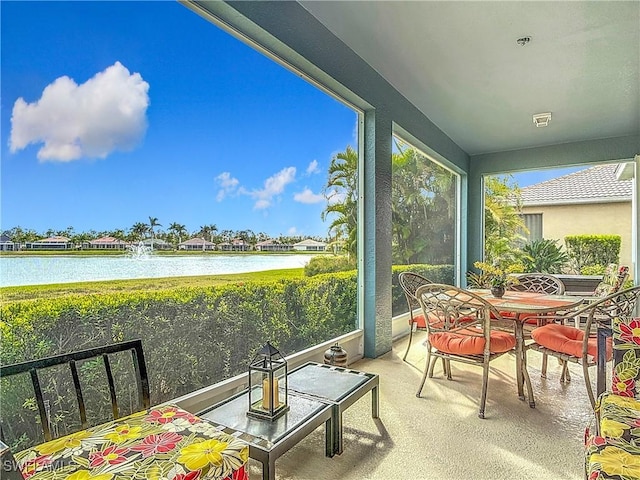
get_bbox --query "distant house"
[255,240,292,252]
[219,238,252,252]
[293,239,327,252]
[25,236,73,250]
[178,237,216,251]
[86,236,128,250]
[0,234,16,251]
[141,238,171,250]
[519,163,632,268]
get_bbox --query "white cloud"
[10,61,149,162]
[287,227,298,235]
[215,172,240,201]
[250,167,296,210]
[306,159,320,175]
[294,188,324,204]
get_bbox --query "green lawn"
[0,268,306,302]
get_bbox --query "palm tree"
[197,224,218,243]
[168,222,187,246]
[130,222,148,242]
[391,140,456,264]
[483,175,527,264]
[148,217,161,250]
[322,145,358,258]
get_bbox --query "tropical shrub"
[304,255,355,276]
[521,239,569,273]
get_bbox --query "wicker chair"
[528,285,640,409]
[414,284,528,418]
[398,271,432,361]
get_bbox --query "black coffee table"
[287,362,379,455]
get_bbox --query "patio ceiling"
[299,1,639,157]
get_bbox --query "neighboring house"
[293,239,327,252]
[219,239,252,251]
[178,237,216,251]
[25,236,74,250]
[86,236,128,250]
[519,163,632,268]
[255,240,293,252]
[0,234,16,251]
[141,238,171,250]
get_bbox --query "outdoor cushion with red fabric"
[415,312,475,330]
[531,323,613,360]
[429,329,516,355]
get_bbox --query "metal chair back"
[0,339,150,443]
[510,273,565,295]
[398,272,432,361]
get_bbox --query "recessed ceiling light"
[517,36,531,46]
[533,112,552,127]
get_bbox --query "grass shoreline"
[0,268,307,302]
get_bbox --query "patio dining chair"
[527,285,640,409]
[398,271,432,361]
[414,284,527,418]
[506,273,566,374]
[509,273,566,296]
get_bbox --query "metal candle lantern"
[247,342,289,421]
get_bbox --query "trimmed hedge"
[1,273,357,447]
[565,234,621,274]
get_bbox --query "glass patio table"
[198,390,333,480]
[472,289,585,406]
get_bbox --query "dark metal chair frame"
[414,283,531,418]
[527,285,640,409]
[398,271,432,361]
[0,339,150,442]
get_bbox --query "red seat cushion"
[531,324,612,360]
[429,329,516,355]
[411,313,428,329]
[412,313,473,329]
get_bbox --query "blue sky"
[1,1,583,239]
[1,1,357,238]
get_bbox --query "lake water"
[0,254,314,287]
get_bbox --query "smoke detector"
[532,112,552,127]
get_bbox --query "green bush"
[0,273,357,448]
[564,235,621,274]
[522,239,569,273]
[304,255,356,276]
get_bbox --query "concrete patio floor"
[247,333,594,480]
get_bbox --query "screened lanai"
[179,0,639,361]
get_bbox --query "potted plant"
[471,261,521,298]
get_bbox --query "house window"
[522,213,543,242]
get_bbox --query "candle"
[262,377,280,410]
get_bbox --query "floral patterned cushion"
[584,317,640,479]
[14,404,248,480]
[612,317,640,400]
